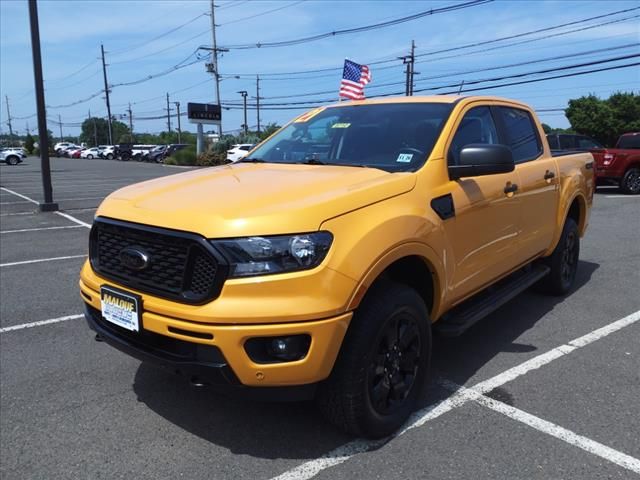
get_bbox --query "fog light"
[245,335,311,363]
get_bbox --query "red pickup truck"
[591,132,640,194]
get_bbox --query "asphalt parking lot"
[1,157,638,480]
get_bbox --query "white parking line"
[0,314,84,334]
[605,195,640,199]
[0,254,87,267]
[441,381,640,475]
[0,187,91,229]
[270,309,640,480]
[56,211,91,228]
[1,225,84,234]
[0,211,36,217]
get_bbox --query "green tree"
[259,122,281,140]
[79,117,130,146]
[24,133,35,154]
[565,92,639,147]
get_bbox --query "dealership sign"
[187,103,221,125]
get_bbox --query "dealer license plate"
[100,286,141,332]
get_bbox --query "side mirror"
[449,144,515,180]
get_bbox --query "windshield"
[616,134,640,149]
[247,102,454,172]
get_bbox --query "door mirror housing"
[449,144,515,180]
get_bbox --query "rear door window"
[497,107,542,163]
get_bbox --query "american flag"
[339,59,371,100]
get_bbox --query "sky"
[0,0,638,138]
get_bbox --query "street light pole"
[238,90,248,135]
[173,102,182,143]
[28,0,58,212]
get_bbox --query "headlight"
[213,232,333,278]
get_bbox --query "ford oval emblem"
[119,247,149,271]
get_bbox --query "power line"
[414,6,640,60]
[221,1,306,26]
[221,6,640,78]
[221,47,639,102]
[109,13,206,57]
[219,56,640,109]
[219,0,494,49]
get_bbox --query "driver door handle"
[544,170,556,180]
[504,183,518,194]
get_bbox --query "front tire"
[316,281,431,438]
[106,153,114,160]
[87,154,94,159]
[6,156,19,165]
[620,167,640,195]
[537,217,580,295]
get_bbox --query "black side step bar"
[434,264,550,337]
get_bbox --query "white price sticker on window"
[396,153,413,163]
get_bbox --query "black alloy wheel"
[368,315,421,415]
[316,280,431,438]
[621,167,640,195]
[560,228,579,289]
[536,217,580,296]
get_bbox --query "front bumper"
[80,276,352,390]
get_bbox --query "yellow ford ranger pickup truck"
[80,96,594,438]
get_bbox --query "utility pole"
[400,40,416,96]
[28,0,57,211]
[409,40,415,96]
[165,93,171,132]
[58,114,63,142]
[26,122,30,135]
[256,75,261,134]
[127,103,133,141]
[100,44,113,145]
[173,102,182,143]
[238,90,248,135]
[5,96,13,143]
[210,0,224,137]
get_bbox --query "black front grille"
[90,218,227,304]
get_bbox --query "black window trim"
[492,105,543,164]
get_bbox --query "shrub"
[33,147,40,156]
[168,147,197,166]
[196,151,230,167]
[163,156,177,165]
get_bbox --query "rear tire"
[316,281,431,438]
[537,217,580,296]
[106,153,114,160]
[620,167,640,195]
[87,154,94,159]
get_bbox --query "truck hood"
[97,163,416,237]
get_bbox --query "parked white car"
[81,147,101,159]
[97,145,115,160]
[54,142,74,152]
[0,147,26,165]
[226,144,255,162]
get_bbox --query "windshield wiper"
[238,157,266,163]
[298,159,368,167]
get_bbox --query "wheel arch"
[346,243,445,323]
[546,192,587,256]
